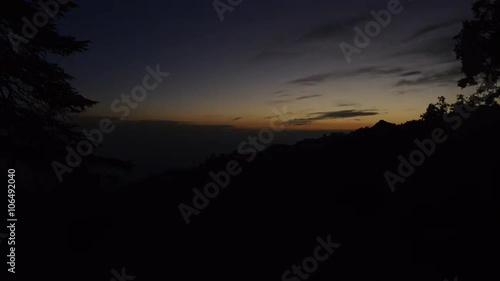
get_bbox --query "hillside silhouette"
[4,0,500,280]
[21,103,500,280]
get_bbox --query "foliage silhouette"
[0,1,94,169]
[0,1,132,188]
[454,0,500,103]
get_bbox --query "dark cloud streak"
[296,94,322,100]
[289,109,379,125]
[336,102,359,107]
[288,66,405,85]
[402,19,462,43]
[394,67,461,87]
[400,71,422,77]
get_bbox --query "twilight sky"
[57,0,476,130]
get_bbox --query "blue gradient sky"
[56,0,476,130]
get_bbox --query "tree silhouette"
[454,0,500,104]
[0,1,95,171]
[421,96,450,122]
[423,0,500,121]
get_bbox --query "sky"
[56,0,476,130]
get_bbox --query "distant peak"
[374,120,394,126]
[370,120,396,132]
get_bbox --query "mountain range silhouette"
[21,105,500,280]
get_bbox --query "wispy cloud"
[288,66,405,85]
[289,72,335,85]
[394,67,461,87]
[231,117,242,121]
[312,109,378,119]
[402,19,462,43]
[336,102,359,107]
[289,109,379,125]
[296,94,322,100]
[352,66,404,75]
[400,71,422,77]
[393,36,456,62]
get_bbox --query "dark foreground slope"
[21,106,500,281]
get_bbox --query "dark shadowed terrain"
[20,105,500,280]
[3,0,500,280]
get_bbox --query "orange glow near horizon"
[121,114,382,131]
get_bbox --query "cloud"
[288,66,405,85]
[288,109,379,125]
[395,88,424,95]
[288,119,311,126]
[296,94,322,100]
[400,71,422,77]
[288,72,335,85]
[351,66,404,75]
[312,109,379,119]
[394,67,461,87]
[402,19,462,43]
[336,102,359,107]
[231,117,242,121]
[392,36,456,62]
